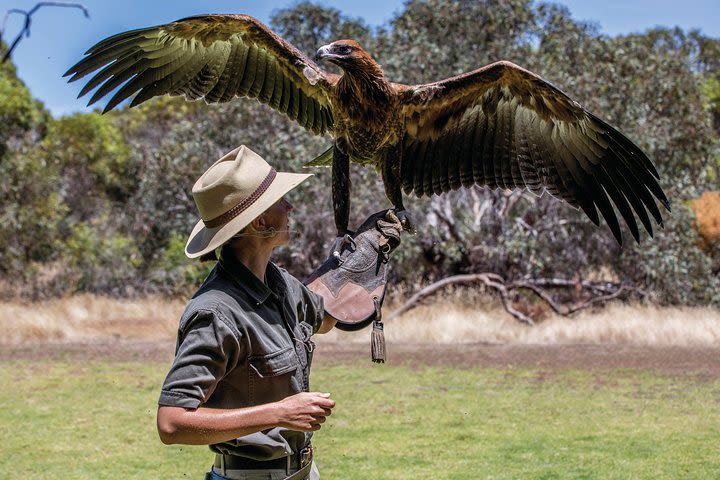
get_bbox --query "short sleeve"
[158,309,243,408]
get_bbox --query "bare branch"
[2,2,89,63]
[486,277,536,326]
[387,273,637,326]
[387,273,535,326]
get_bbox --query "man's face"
[262,196,294,245]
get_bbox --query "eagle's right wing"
[397,61,670,244]
[65,14,336,135]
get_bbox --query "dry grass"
[1,294,719,347]
[0,294,183,345]
[349,302,720,347]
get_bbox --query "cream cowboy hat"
[185,145,312,258]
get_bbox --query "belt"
[214,445,313,472]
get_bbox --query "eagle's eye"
[335,45,353,56]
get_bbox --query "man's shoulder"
[269,262,307,295]
[180,267,249,327]
[269,262,323,307]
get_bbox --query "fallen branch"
[2,2,89,63]
[387,273,636,326]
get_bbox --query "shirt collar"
[218,245,285,305]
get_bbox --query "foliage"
[270,1,372,59]
[42,112,133,220]
[0,41,48,159]
[147,232,214,296]
[616,205,720,305]
[0,44,60,293]
[1,1,718,306]
[0,148,67,289]
[56,217,143,295]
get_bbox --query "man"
[156,145,399,479]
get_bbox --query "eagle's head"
[315,40,382,76]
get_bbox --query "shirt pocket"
[248,347,298,404]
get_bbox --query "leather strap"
[213,446,313,478]
[214,454,295,470]
[203,169,277,228]
[285,461,313,480]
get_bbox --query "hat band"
[203,169,277,229]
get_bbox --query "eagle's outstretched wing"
[65,14,336,135]
[398,61,670,244]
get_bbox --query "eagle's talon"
[395,209,416,235]
[330,233,356,259]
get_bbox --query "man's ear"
[251,215,266,232]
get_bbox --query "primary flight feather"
[65,14,670,245]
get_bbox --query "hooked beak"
[314,45,332,62]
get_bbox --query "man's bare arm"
[157,391,335,445]
[316,314,337,334]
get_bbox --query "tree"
[1,1,718,307]
[0,41,61,297]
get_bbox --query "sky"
[2,0,719,117]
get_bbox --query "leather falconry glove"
[305,209,403,362]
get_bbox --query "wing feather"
[205,38,243,103]
[468,108,487,187]
[104,52,198,110]
[237,43,259,97]
[610,164,654,236]
[258,57,277,103]
[279,75,292,114]
[481,104,498,189]
[248,46,268,98]
[65,14,335,135]
[422,139,437,196]
[414,140,430,197]
[453,115,472,190]
[69,35,163,81]
[80,45,182,99]
[514,109,543,194]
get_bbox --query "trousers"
[205,461,320,480]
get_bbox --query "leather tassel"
[370,297,386,363]
[371,319,385,363]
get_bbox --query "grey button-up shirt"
[159,245,324,460]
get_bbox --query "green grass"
[1,361,719,479]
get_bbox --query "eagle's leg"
[331,145,353,257]
[381,152,415,234]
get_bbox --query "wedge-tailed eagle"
[65,14,670,245]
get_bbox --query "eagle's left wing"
[65,15,336,135]
[398,61,670,244]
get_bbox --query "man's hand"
[277,392,335,432]
[305,209,405,332]
[375,209,404,257]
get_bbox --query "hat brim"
[185,171,313,258]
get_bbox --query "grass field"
[2,358,719,479]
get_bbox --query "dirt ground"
[3,340,719,380]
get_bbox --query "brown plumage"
[65,14,671,244]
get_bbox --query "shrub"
[147,232,214,296]
[56,218,143,295]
